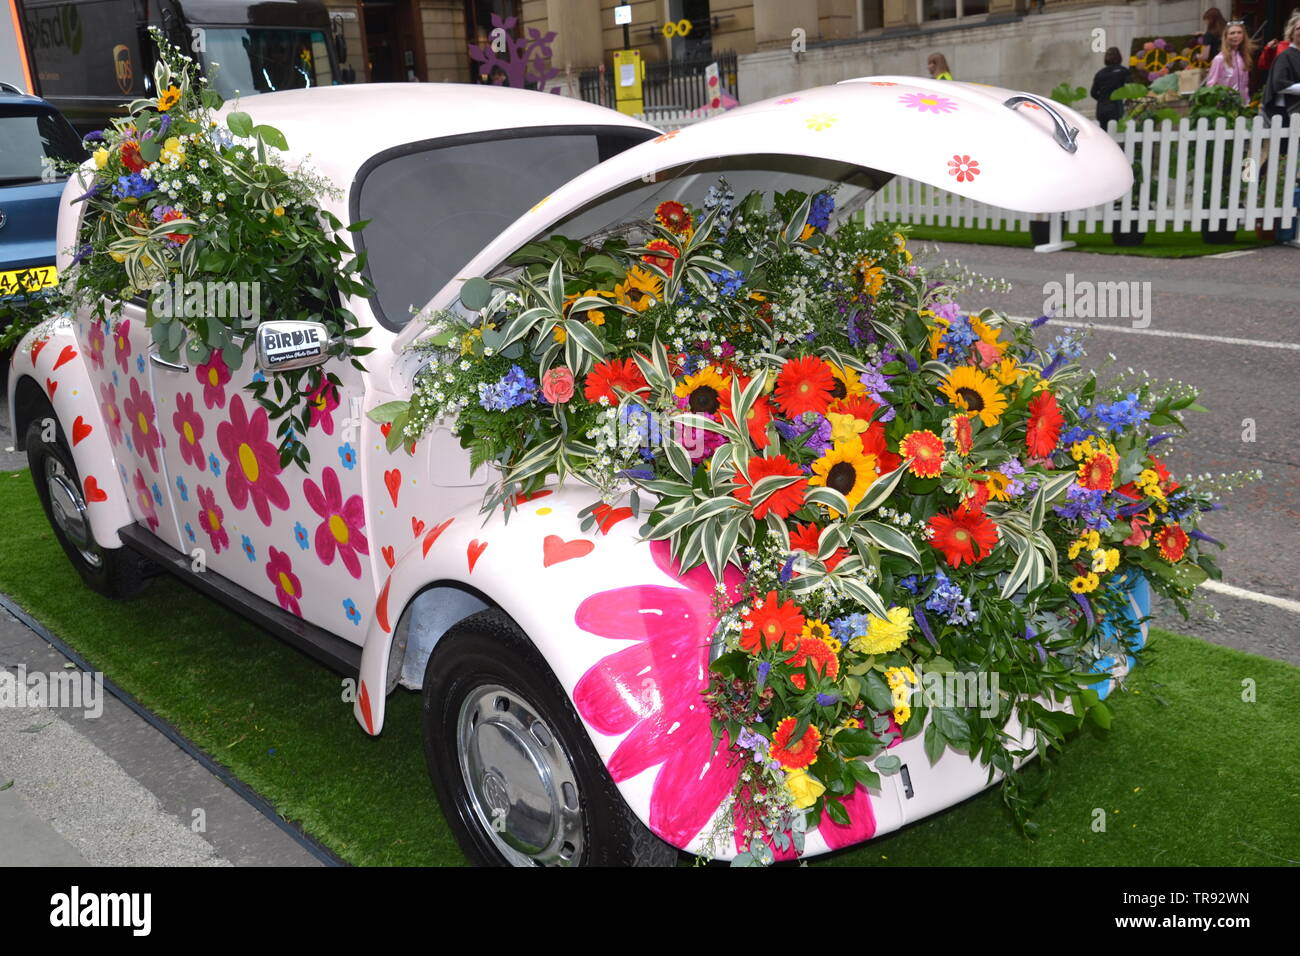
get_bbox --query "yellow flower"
[93,148,109,169]
[850,607,913,655]
[893,703,912,725]
[799,223,816,241]
[784,768,826,810]
[1083,529,1100,550]
[1091,549,1110,573]
[857,257,886,296]
[828,362,867,401]
[1068,539,1085,560]
[990,357,1026,387]
[809,439,879,517]
[804,112,838,131]
[1104,548,1121,572]
[156,86,181,111]
[273,206,285,217]
[970,315,1006,355]
[803,619,833,644]
[161,136,186,165]
[939,366,1008,427]
[1069,573,1100,594]
[109,250,126,262]
[613,267,662,313]
[981,470,1011,501]
[827,411,868,446]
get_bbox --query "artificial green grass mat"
[907,224,1274,258]
[0,466,1295,866]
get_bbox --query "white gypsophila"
[217,192,226,202]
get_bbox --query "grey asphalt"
[0,240,1295,866]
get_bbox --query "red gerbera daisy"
[732,454,808,520]
[963,481,990,511]
[1151,457,1180,493]
[642,238,679,276]
[1078,453,1116,491]
[899,430,945,478]
[928,503,999,567]
[740,590,806,653]
[769,716,821,770]
[831,394,881,422]
[953,414,973,456]
[774,356,836,417]
[859,423,903,474]
[584,358,648,405]
[120,140,145,173]
[654,200,693,235]
[1155,525,1189,562]
[788,522,848,572]
[1025,390,1064,459]
[784,637,840,690]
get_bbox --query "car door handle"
[149,348,189,372]
[1004,93,1079,154]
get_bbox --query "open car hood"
[398,75,1130,350]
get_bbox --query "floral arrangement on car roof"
[374,182,1254,863]
[50,31,372,468]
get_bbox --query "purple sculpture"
[468,14,561,93]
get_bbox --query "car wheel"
[25,417,151,599]
[421,608,678,867]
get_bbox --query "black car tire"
[25,416,151,599]
[421,608,678,867]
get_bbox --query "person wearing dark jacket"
[1264,12,1300,121]
[1091,47,1129,129]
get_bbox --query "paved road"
[916,240,1299,664]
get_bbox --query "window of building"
[920,0,989,22]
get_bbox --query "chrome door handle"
[1004,94,1080,154]
[149,349,189,372]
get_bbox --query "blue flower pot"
[1088,571,1150,699]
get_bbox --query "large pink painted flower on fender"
[131,469,159,532]
[123,377,161,472]
[572,540,745,848]
[306,380,339,435]
[217,395,289,526]
[113,319,132,374]
[172,391,206,471]
[86,321,107,371]
[265,546,303,615]
[196,349,231,410]
[304,466,368,578]
[99,382,123,447]
[196,485,229,554]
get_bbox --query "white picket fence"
[635,108,710,130]
[865,115,1300,235]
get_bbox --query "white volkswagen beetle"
[7,79,1131,865]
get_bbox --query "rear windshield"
[0,110,85,185]
[200,28,335,97]
[355,127,654,330]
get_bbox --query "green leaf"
[459,277,492,311]
[852,461,908,516]
[252,124,289,151]
[824,797,850,826]
[227,111,254,138]
[862,671,894,712]
[846,759,881,791]
[874,754,902,775]
[924,722,946,763]
[366,401,409,424]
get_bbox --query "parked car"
[7,79,1131,865]
[0,84,82,325]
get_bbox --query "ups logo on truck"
[113,43,133,94]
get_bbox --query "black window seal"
[348,123,657,332]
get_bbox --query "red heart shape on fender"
[53,345,77,370]
[381,545,395,569]
[466,539,488,573]
[45,378,57,398]
[410,516,425,538]
[30,339,48,365]
[380,422,392,439]
[543,535,594,568]
[83,476,107,503]
[421,518,454,557]
[357,679,375,735]
[72,417,93,446]
[591,504,634,535]
[384,468,401,507]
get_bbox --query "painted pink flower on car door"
[124,377,161,471]
[217,395,289,526]
[172,391,206,471]
[304,466,368,578]
[572,541,744,848]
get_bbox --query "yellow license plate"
[0,265,58,295]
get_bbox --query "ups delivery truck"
[16,0,341,135]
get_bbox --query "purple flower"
[903,352,918,372]
[913,605,937,646]
[1030,313,1051,328]
[71,182,102,205]
[815,692,840,706]
[778,554,798,584]
[70,244,93,265]
[82,130,105,143]
[1147,433,1174,448]
[158,114,172,136]
[755,661,771,684]
[1073,592,1095,630]
[1189,529,1221,547]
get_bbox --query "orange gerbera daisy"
[829,393,881,422]
[928,503,999,567]
[784,637,840,690]
[726,379,773,449]
[654,200,693,235]
[732,454,808,520]
[860,423,903,474]
[1078,453,1116,491]
[788,522,848,571]
[1025,390,1064,458]
[774,355,835,417]
[770,717,821,770]
[642,238,679,276]
[584,358,648,405]
[740,591,806,653]
[900,430,945,478]
[1155,525,1189,562]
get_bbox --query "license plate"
[0,265,58,295]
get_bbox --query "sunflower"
[827,362,867,402]
[774,355,835,417]
[1069,573,1100,593]
[613,267,662,312]
[741,591,806,653]
[673,366,732,415]
[803,619,834,643]
[784,636,840,690]
[732,454,808,520]
[899,430,945,478]
[928,504,999,567]
[939,366,1008,427]
[809,439,879,517]
[654,200,693,235]
[1155,525,1189,562]
[980,469,1012,501]
[769,717,821,770]
[1025,390,1064,458]
[156,85,182,111]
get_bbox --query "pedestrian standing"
[927,53,954,80]
[1205,20,1254,104]
[1091,47,1129,129]
[1264,11,1300,122]
[1201,8,1227,62]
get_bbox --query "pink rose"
[1124,514,1152,547]
[974,341,1001,368]
[541,366,575,404]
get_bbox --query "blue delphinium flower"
[830,613,868,644]
[1092,393,1150,431]
[112,173,152,199]
[815,692,840,706]
[478,364,538,411]
[807,192,835,230]
[707,269,746,297]
[1054,485,1117,529]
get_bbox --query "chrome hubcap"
[45,458,101,568]
[457,685,584,866]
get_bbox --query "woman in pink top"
[1205,20,1254,104]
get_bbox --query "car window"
[354,127,654,330]
[0,110,85,185]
